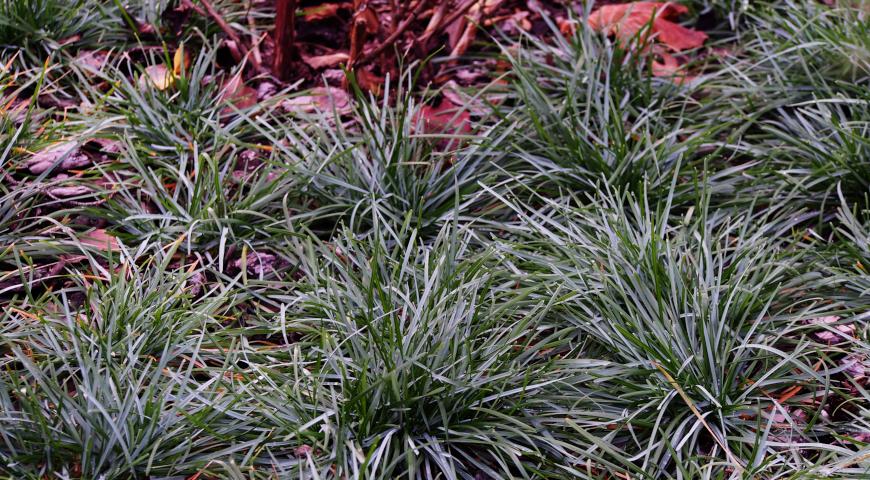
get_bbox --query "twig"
[388,0,399,32]
[419,0,478,44]
[422,0,449,39]
[347,3,371,68]
[247,11,264,71]
[273,0,298,81]
[448,0,483,59]
[356,0,430,66]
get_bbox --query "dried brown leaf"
[27,142,91,174]
[138,64,175,91]
[79,229,121,251]
[303,52,350,69]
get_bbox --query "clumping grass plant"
[493,185,843,477]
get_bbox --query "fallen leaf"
[302,3,351,21]
[557,16,576,37]
[137,21,157,35]
[842,355,868,384]
[79,229,121,251]
[27,142,91,174]
[235,252,276,275]
[588,2,707,52]
[441,80,488,115]
[447,0,507,56]
[187,271,206,296]
[417,100,472,135]
[348,5,379,65]
[281,87,352,115]
[219,73,258,112]
[88,137,123,154]
[804,315,856,344]
[294,445,313,458]
[47,185,92,198]
[139,64,174,91]
[651,50,679,75]
[173,45,191,76]
[651,49,695,84]
[474,0,507,16]
[2,96,30,124]
[321,68,347,84]
[257,81,278,100]
[73,50,110,72]
[487,10,532,35]
[354,68,384,95]
[356,5,380,35]
[58,34,81,46]
[454,67,486,83]
[303,52,350,69]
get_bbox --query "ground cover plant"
[1,0,869,478]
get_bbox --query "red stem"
[273,0,297,81]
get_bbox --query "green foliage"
[1,1,870,478]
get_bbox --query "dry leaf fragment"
[257,82,278,100]
[139,64,174,91]
[173,46,191,76]
[74,50,110,73]
[842,355,868,384]
[348,4,379,66]
[79,229,121,251]
[294,445,313,458]
[588,2,707,52]
[441,80,489,115]
[487,10,532,35]
[88,137,123,154]
[557,16,576,37]
[651,49,696,83]
[47,186,92,198]
[219,73,258,112]
[27,142,91,174]
[353,68,384,95]
[2,93,29,123]
[235,252,276,275]
[137,47,190,92]
[417,100,472,135]
[303,52,350,69]
[804,315,856,344]
[281,87,352,115]
[302,2,352,21]
[187,271,206,296]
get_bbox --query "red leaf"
[588,2,707,52]
[654,19,708,51]
[219,73,258,112]
[417,101,472,135]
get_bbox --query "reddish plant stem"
[273,0,298,81]
[419,0,477,44]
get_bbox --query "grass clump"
[244,220,585,478]
[496,187,837,476]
